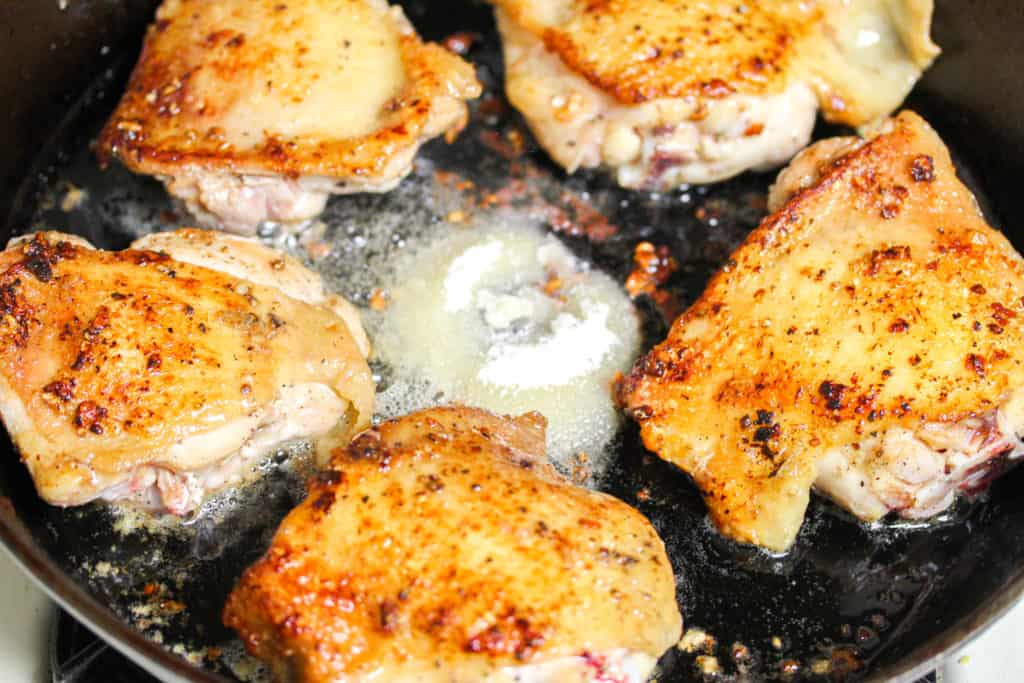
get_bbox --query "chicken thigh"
[619,112,1024,552]
[0,229,373,514]
[492,0,938,189]
[224,406,682,683]
[97,0,481,234]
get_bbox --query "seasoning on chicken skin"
[619,112,1024,552]
[97,0,481,234]
[491,0,938,189]
[0,229,373,514]
[224,406,681,683]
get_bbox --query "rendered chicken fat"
[374,225,641,470]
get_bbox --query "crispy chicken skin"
[132,229,371,357]
[619,112,1024,552]
[0,230,373,514]
[492,0,938,188]
[224,407,681,683]
[96,0,481,234]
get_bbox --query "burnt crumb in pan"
[4,1,1024,682]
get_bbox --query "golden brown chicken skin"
[492,0,938,188]
[619,112,1024,552]
[0,230,373,514]
[224,407,681,683]
[97,0,481,234]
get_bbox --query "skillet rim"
[2,504,1024,682]
[0,504,228,683]
[3,0,1024,680]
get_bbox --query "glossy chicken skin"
[0,230,373,514]
[492,0,938,188]
[619,112,1024,552]
[97,0,481,234]
[224,407,681,683]
[132,229,370,357]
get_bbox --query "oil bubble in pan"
[7,2,1024,682]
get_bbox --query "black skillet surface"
[5,1,1024,682]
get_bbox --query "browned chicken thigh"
[492,0,938,189]
[224,407,682,683]
[97,0,481,234]
[0,229,373,514]
[620,112,1024,552]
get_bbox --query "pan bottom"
[5,5,1024,681]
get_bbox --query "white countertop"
[942,604,1024,683]
[2,549,1020,683]
[0,550,53,683]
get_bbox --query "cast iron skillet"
[3,1,1024,681]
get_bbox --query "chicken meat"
[0,229,373,515]
[492,0,938,189]
[619,112,1024,552]
[224,406,681,683]
[97,0,481,234]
